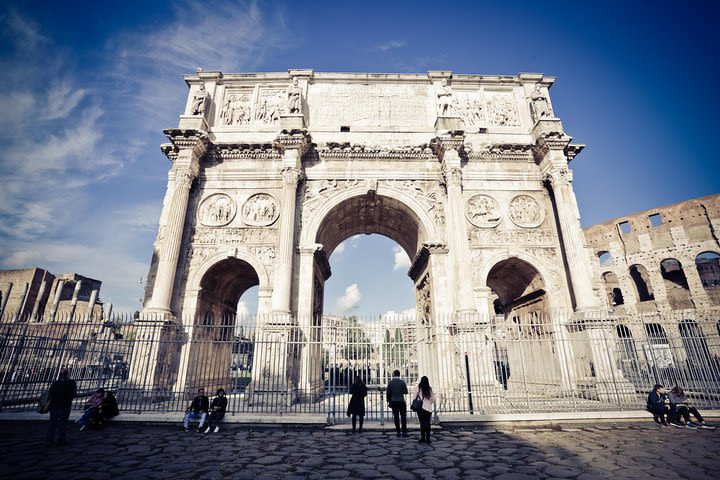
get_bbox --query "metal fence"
[1,309,719,423]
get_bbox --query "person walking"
[414,376,436,444]
[204,388,228,433]
[46,368,77,445]
[347,375,367,433]
[182,387,209,432]
[386,370,408,437]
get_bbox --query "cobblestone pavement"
[1,421,719,479]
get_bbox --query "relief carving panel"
[242,194,279,226]
[198,193,236,227]
[465,194,501,228]
[485,91,520,127]
[508,194,545,228]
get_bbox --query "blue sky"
[1,1,718,317]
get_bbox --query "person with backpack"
[413,376,436,444]
[46,368,77,445]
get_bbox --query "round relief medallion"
[465,194,502,228]
[242,193,279,226]
[508,194,544,228]
[198,193,236,227]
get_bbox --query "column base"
[435,115,462,133]
[280,113,305,129]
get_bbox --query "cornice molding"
[317,143,436,160]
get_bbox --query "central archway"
[296,189,434,405]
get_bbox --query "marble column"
[145,130,207,317]
[30,280,47,321]
[433,133,476,319]
[545,168,598,311]
[270,131,309,320]
[270,166,301,318]
[0,282,11,320]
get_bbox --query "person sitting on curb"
[646,384,673,427]
[183,387,209,432]
[204,388,227,433]
[668,386,712,429]
[77,388,105,431]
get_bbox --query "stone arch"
[660,258,693,310]
[180,254,267,395]
[602,271,624,306]
[478,250,564,313]
[629,264,654,302]
[695,251,720,288]
[300,184,440,259]
[482,254,554,316]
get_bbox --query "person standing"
[386,370,408,437]
[182,387,209,432]
[204,388,228,433]
[347,375,367,433]
[46,368,77,445]
[414,376,436,444]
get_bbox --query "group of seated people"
[646,384,711,429]
[76,388,120,431]
[182,387,227,433]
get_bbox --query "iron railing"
[1,309,719,423]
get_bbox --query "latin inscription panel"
[308,83,433,128]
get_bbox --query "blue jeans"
[47,405,71,443]
[77,407,98,427]
[183,412,207,429]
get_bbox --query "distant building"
[0,268,103,321]
[584,193,720,313]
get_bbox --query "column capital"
[281,166,303,185]
[172,166,197,189]
[543,167,572,188]
[443,166,462,187]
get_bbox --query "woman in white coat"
[414,376,436,444]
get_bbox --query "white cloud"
[377,40,406,52]
[393,245,411,271]
[236,301,249,318]
[334,242,346,254]
[381,308,416,324]
[336,283,361,312]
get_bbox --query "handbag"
[37,391,52,414]
[410,396,423,412]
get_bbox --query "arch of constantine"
[134,70,657,412]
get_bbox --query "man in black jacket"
[182,387,209,432]
[386,370,408,437]
[46,368,77,445]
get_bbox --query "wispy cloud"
[376,40,406,52]
[393,245,411,271]
[336,283,361,312]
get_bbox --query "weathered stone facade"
[584,194,720,313]
[0,268,103,321]
[140,70,610,400]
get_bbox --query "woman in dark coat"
[347,375,367,433]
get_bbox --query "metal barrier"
[1,309,719,421]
